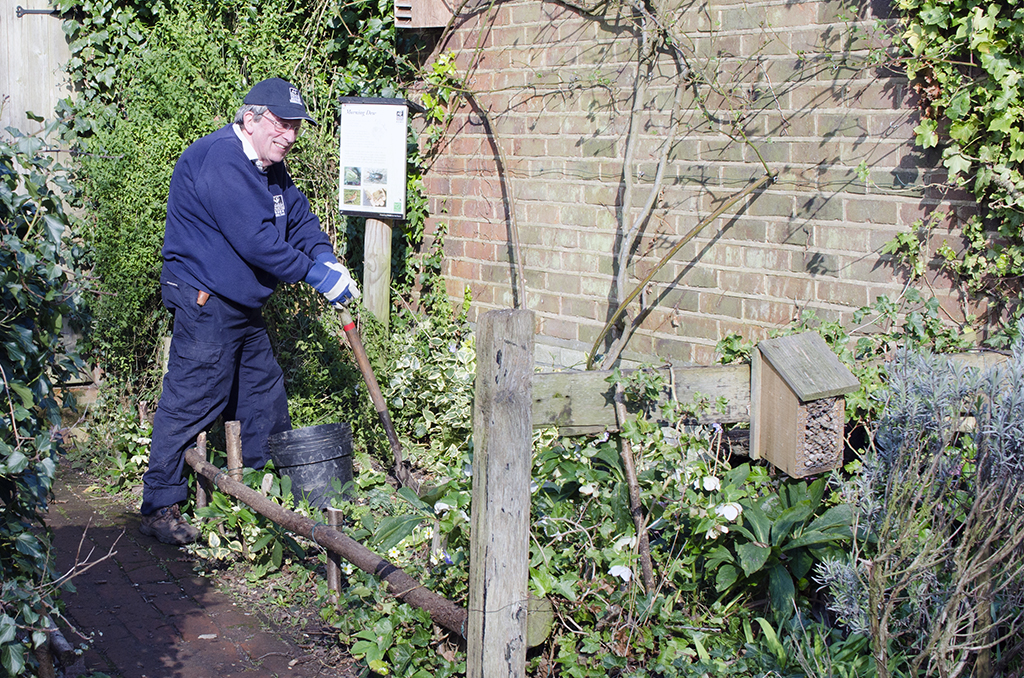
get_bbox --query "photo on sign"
[343,167,361,186]
[365,168,387,184]
[343,189,361,205]
[363,188,388,207]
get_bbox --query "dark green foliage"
[0,127,89,676]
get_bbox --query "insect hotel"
[749,332,861,478]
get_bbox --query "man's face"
[243,110,301,167]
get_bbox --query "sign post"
[338,98,409,327]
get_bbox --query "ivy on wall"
[898,0,1024,322]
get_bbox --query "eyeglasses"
[263,112,304,138]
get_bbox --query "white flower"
[342,562,355,575]
[702,476,721,491]
[609,565,633,582]
[714,502,743,522]
[434,501,453,515]
[579,483,597,495]
[387,547,401,560]
[614,535,638,551]
[705,524,729,540]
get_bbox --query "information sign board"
[337,97,408,219]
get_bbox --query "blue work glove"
[305,260,361,306]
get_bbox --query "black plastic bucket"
[267,423,353,508]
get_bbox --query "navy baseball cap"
[244,78,317,125]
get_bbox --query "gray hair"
[234,104,268,125]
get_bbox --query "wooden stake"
[195,432,210,509]
[326,506,343,602]
[468,309,534,678]
[225,420,242,482]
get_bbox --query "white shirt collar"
[232,123,264,171]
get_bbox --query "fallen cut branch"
[184,446,467,637]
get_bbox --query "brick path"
[46,468,329,678]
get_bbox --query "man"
[140,77,357,545]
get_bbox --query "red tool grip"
[342,322,356,332]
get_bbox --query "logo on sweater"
[289,87,302,105]
[273,194,285,218]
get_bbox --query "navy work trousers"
[141,275,291,515]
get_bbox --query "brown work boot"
[139,505,199,545]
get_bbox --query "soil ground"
[46,466,356,678]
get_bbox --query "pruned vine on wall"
[420,0,786,368]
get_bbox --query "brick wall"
[412,0,975,368]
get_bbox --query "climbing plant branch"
[588,171,776,369]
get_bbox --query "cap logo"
[289,87,303,105]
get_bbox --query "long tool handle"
[338,307,420,494]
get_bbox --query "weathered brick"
[846,254,904,285]
[816,279,869,308]
[795,194,844,221]
[539,315,577,342]
[814,223,870,253]
[690,343,720,366]
[745,298,799,325]
[580,137,618,158]
[702,293,743,318]
[745,244,790,272]
[845,197,898,224]
[532,293,561,315]
[801,250,840,277]
[670,310,720,341]
[745,192,795,218]
[720,270,766,295]
[766,274,815,300]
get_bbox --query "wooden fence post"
[468,309,534,678]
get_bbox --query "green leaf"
[0,616,16,644]
[767,562,797,620]
[8,382,33,408]
[714,562,741,592]
[784,529,848,550]
[1,642,25,676]
[915,118,939,148]
[740,502,771,543]
[770,503,814,547]
[42,214,65,244]
[919,5,948,25]
[372,514,425,552]
[735,541,771,577]
[806,503,853,533]
[753,617,786,665]
[944,151,973,180]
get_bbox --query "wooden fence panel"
[532,364,750,434]
[1,2,71,136]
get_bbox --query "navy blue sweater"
[162,124,333,308]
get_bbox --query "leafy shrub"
[0,127,89,676]
[821,332,1024,678]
